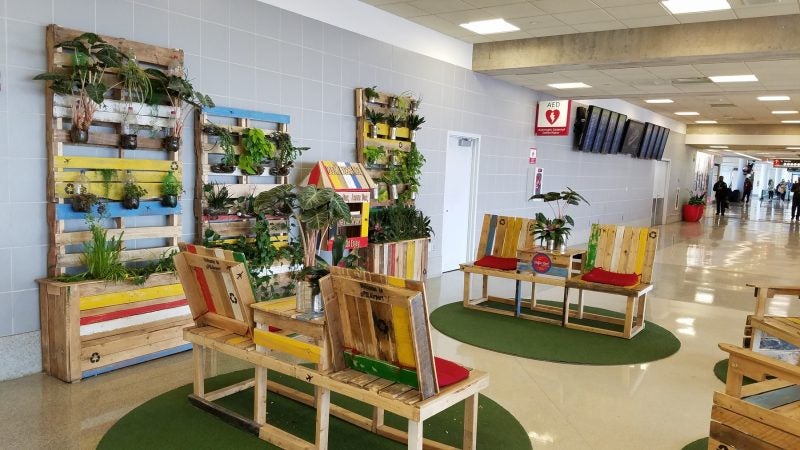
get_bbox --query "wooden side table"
[515,246,587,323]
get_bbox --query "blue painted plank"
[56,201,182,220]
[81,343,192,379]
[484,215,498,257]
[204,106,290,124]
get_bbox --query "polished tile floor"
[3,199,800,450]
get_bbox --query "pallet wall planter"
[363,238,429,281]
[40,25,192,380]
[195,106,291,245]
[38,273,191,382]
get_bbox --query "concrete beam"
[473,15,800,75]
[688,125,800,136]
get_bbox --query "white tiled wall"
[0,0,693,379]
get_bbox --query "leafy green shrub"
[368,204,433,244]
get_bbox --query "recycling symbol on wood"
[90,352,101,363]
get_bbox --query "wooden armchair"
[562,224,659,338]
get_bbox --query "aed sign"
[535,100,571,136]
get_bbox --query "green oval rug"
[682,437,707,449]
[99,368,531,450]
[714,358,755,385]
[430,301,681,365]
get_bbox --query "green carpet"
[429,300,680,365]
[713,358,755,385]
[682,437,707,449]
[99,369,531,450]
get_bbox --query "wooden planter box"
[38,273,192,383]
[363,238,429,281]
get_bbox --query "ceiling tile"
[605,3,671,20]
[693,62,753,77]
[487,2,548,18]
[590,0,655,7]
[408,0,475,14]
[513,14,569,29]
[674,9,738,24]
[619,16,680,27]
[437,9,494,24]
[733,2,800,19]
[379,2,429,18]
[525,25,579,36]
[463,0,523,7]
[644,65,704,80]
[410,15,475,35]
[530,0,599,14]
[554,9,615,24]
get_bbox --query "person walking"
[768,179,775,200]
[778,180,787,202]
[742,177,753,203]
[793,180,800,220]
[713,176,728,216]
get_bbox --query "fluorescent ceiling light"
[758,96,790,101]
[675,111,700,116]
[732,151,759,160]
[709,74,758,83]
[710,145,728,149]
[787,147,800,150]
[460,18,519,35]
[772,111,799,115]
[645,99,674,104]
[782,120,800,124]
[695,120,717,124]
[547,82,592,89]
[661,0,731,14]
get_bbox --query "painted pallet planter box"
[363,238,430,281]
[38,273,192,383]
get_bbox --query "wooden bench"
[745,284,800,361]
[460,214,587,324]
[175,245,488,449]
[712,343,800,449]
[562,224,659,338]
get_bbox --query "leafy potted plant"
[386,114,401,140]
[204,123,237,173]
[72,192,98,213]
[240,128,275,175]
[409,94,422,113]
[529,187,590,252]
[34,33,126,143]
[122,182,147,210]
[117,50,152,149]
[203,182,234,218]
[160,170,182,208]
[398,143,425,202]
[146,65,214,152]
[363,145,386,167]
[405,114,425,143]
[253,184,350,312]
[268,132,308,182]
[365,109,385,139]
[364,86,379,104]
[683,191,706,222]
[382,164,403,201]
[368,204,433,244]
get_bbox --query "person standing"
[713,176,728,216]
[768,179,775,200]
[778,180,787,202]
[793,180,800,220]
[742,177,753,203]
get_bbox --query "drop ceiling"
[358,0,800,157]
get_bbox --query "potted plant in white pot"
[146,66,214,152]
[529,187,590,253]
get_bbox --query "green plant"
[240,128,275,175]
[203,183,234,215]
[204,123,237,168]
[118,54,152,104]
[368,204,433,244]
[364,86,379,102]
[386,113,401,128]
[688,191,706,205]
[82,220,127,282]
[398,143,425,202]
[269,132,308,175]
[122,183,147,199]
[529,187,590,245]
[405,114,425,131]
[127,248,179,285]
[363,145,386,165]
[72,192,98,212]
[98,169,116,198]
[381,164,403,186]
[161,171,183,196]
[365,109,385,125]
[146,66,214,138]
[233,194,256,217]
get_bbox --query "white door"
[441,132,479,272]
[652,160,670,225]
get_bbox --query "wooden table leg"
[530,282,537,310]
[562,286,571,326]
[192,343,205,397]
[462,271,471,307]
[623,296,636,338]
[463,393,478,450]
[315,387,330,449]
[408,419,423,450]
[481,275,488,299]
[372,407,384,432]
[514,280,522,317]
[254,365,267,424]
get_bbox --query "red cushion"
[582,268,640,287]
[434,357,469,388]
[474,255,518,271]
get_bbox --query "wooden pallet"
[44,25,184,276]
[194,106,291,244]
[38,273,191,382]
[363,238,430,281]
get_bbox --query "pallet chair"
[174,243,332,449]
[711,343,800,449]
[744,283,800,351]
[322,267,490,450]
[561,224,659,338]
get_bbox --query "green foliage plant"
[688,191,706,205]
[405,114,426,131]
[161,171,183,196]
[122,182,147,199]
[82,219,127,282]
[269,132,309,176]
[98,169,116,198]
[363,145,386,166]
[368,204,433,244]
[364,86,379,102]
[365,109,385,125]
[240,128,275,175]
[398,143,425,202]
[529,187,590,245]
[204,123,237,169]
[146,66,215,138]
[203,182,234,216]
[386,113,401,128]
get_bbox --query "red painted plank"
[79,299,189,325]
[186,244,217,314]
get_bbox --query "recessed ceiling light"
[709,74,758,83]
[733,151,759,160]
[758,96,791,101]
[661,0,731,15]
[675,111,700,116]
[772,111,799,115]
[710,145,728,149]
[645,99,674,104]
[781,120,800,124]
[695,120,717,124]
[547,82,592,89]
[787,147,800,150]
[460,18,520,35]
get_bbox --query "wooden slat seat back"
[584,224,659,284]
[712,343,800,449]
[473,214,535,261]
[321,267,439,400]
[174,244,256,337]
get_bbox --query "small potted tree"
[268,132,308,183]
[405,114,425,143]
[364,86,379,104]
[365,109,385,139]
[240,128,275,175]
[682,191,706,222]
[386,114,401,140]
[121,182,147,210]
[204,123,237,173]
[529,187,590,253]
[160,170,183,208]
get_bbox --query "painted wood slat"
[343,350,419,388]
[57,246,179,268]
[80,343,191,379]
[204,106,291,124]
[54,156,180,172]
[79,299,188,326]
[56,170,175,184]
[609,225,625,272]
[491,216,509,257]
[56,225,178,244]
[79,283,185,311]
[53,106,174,128]
[79,305,191,336]
[641,229,659,283]
[405,241,415,280]
[252,328,321,363]
[619,227,636,274]
[502,217,522,258]
[585,224,601,270]
[54,95,174,119]
[55,201,181,220]
[475,215,492,260]
[55,182,164,200]
[634,228,649,275]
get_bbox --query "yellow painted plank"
[56,170,179,184]
[54,156,180,172]
[79,284,184,311]
[225,335,250,346]
[405,241,415,280]
[502,217,522,257]
[253,328,321,363]
[634,228,648,274]
[391,305,416,368]
[255,297,296,312]
[360,202,370,240]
